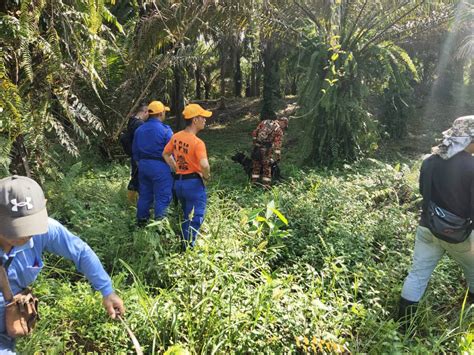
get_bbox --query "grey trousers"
[401,226,474,302]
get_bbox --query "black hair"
[136,103,148,114]
[185,118,194,127]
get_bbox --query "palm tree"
[0,0,122,175]
[292,0,457,165]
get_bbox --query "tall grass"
[16,154,473,353]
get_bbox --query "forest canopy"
[1,0,472,176]
[0,1,473,352]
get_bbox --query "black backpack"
[119,130,133,156]
[423,156,472,243]
[120,117,142,157]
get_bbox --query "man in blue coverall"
[0,175,125,353]
[133,101,174,225]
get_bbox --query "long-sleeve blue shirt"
[0,218,113,342]
[132,118,173,162]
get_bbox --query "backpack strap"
[0,257,15,303]
[421,156,434,211]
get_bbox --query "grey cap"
[0,176,48,239]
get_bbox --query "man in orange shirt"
[163,104,212,250]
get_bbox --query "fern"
[0,76,25,139]
[67,93,104,132]
[101,5,125,34]
[387,43,419,82]
[48,115,80,157]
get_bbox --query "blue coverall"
[132,118,173,220]
[0,218,114,353]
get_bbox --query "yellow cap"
[183,104,213,120]
[148,101,170,115]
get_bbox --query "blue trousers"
[137,160,173,220]
[174,178,207,249]
[127,158,139,191]
[0,333,15,354]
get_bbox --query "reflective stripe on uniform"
[252,174,260,179]
[262,177,271,182]
[275,150,281,154]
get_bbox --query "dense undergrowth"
[16,113,473,353]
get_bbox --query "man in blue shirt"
[133,101,174,224]
[0,175,124,353]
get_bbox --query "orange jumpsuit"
[251,120,284,185]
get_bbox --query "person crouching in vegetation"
[132,101,173,226]
[399,116,474,325]
[122,104,148,204]
[251,111,288,187]
[163,104,212,250]
[0,176,124,353]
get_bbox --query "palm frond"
[1,0,124,176]
[456,35,474,60]
[47,115,80,157]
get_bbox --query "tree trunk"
[245,73,251,97]
[291,75,297,95]
[204,66,212,100]
[255,63,261,97]
[250,64,257,97]
[219,43,227,100]
[195,65,203,100]
[9,135,31,177]
[233,46,242,97]
[173,64,186,130]
[261,37,280,118]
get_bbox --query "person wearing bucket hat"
[132,100,173,225]
[398,115,474,328]
[0,176,124,352]
[162,103,212,250]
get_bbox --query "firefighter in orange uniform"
[251,111,288,187]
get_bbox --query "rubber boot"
[136,219,148,228]
[127,190,138,205]
[398,296,418,332]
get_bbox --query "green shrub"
[18,156,472,353]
